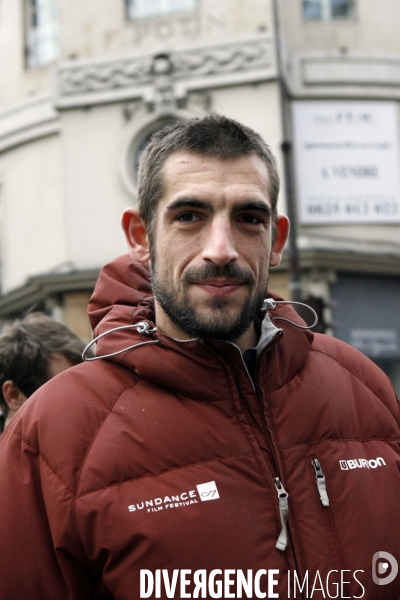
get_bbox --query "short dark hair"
[0,313,86,416]
[137,113,280,238]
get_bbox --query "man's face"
[147,151,287,349]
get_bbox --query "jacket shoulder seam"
[75,377,143,491]
[73,377,144,542]
[9,429,75,495]
[281,435,400,451]
[310,346,393,397]
[76,451,253,499]
[310,346,364,384]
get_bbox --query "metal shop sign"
[292,101,400,224]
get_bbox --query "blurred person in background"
[0,312,87,433]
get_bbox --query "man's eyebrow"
[234,202,272,217]
[166,198,212,212]
[166,199,272,217]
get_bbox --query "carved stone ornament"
[171,38,272,78]
[57,56,154,96]
[151,54,176,112]
[55,34,274,108]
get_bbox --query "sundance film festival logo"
[372,552,398,586]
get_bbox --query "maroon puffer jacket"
[0,254,399,600]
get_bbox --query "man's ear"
[2,380,27,412]
[269,215,290,268]
[121,208,151,263]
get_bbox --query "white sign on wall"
[292,101,400,224]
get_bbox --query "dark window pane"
[303,0,322,20]
[331,0,354,18]
[29,0,38,27]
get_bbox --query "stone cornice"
[54,33,275,109]
[275,245,400,276]
[0,269,99,319]
[0,35,274,151]
[0,93,60,154]
[284,49,400,99]
[297,233,400,275]
[299,248,400,275]
[1,251,398,322]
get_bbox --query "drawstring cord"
[82,321,159,361]
[82,300,318,362]
[262,299,318,330]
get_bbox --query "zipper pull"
[312,458,330,507]
[273,477,289,551]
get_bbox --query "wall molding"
[0,269,99,319]
[0,34,275,152]
[284,49,400,99]
[0,93,60,154]
[54,33,275,109]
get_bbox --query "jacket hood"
[88,254,314,395]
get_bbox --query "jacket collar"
[88,254,314,396]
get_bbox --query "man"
[0,114,399,599]
[0,312,87,433]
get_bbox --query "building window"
[303,0,354,20]
[25,0,58,69]
[127,0,198,20]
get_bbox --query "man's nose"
[201,217,239,266]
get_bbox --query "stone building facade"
[0,0,399,390]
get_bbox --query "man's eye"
[239,215,262,225]
[177,213,200,222]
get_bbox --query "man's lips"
[190,279,246,297]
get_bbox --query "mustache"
[181,263,255,285]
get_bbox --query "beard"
[150,248,268,342]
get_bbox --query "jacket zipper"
[311,457,347,591]
[242,340,294,553]
[252,340,306,585]
[207,340,296,558]
[311,458,329,507]
[212,339,304,593]
[273,477,289,551]
[236,347,293,555]
[238,346,296,557]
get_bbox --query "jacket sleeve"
[0,423,99,600]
